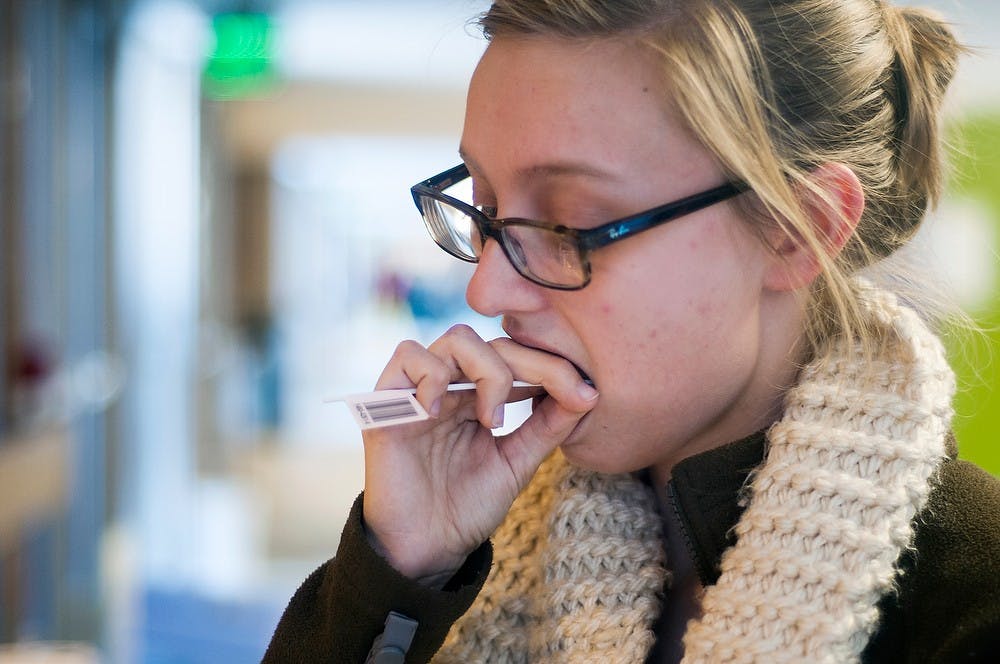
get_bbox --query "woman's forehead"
[460,36,717,193]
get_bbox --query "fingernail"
[492,405,505,429]
[430,399,441,418]
[578,382,599,401]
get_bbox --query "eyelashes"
[470,179,498,219]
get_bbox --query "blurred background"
[0,0,997,662]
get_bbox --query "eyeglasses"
[410,163,749,290]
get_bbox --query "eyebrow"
[458,146,623,187]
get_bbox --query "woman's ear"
[763,162,865,292]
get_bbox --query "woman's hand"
[360,324,599,586]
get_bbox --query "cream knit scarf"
[433,286,955,664]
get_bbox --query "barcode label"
[341,390,430,430]
[326,381,547,431]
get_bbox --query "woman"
[263,1,1000,662]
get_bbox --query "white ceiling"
[213,1,489,167]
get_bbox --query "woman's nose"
[465,238,544,317]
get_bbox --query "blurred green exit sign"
[203,12,275,98]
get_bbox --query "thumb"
[497,394,596,486]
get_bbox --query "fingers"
[485,338,599,481]
[374,325,598,432]
[499,392,595,485]
[488,337,598,411]
[428,326,513,428]
[375,325,513,429]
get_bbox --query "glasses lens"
[501,225,586,288]
[418,195,480,261]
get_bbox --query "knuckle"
[393,338,425,358]
[385,339,451,387]
[429,325,478,355]
[488,337,514,352]
[535,408,563,439]
[445,323,477,339]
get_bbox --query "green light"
[203,12,275,99]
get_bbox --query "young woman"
[263,1,1000,662]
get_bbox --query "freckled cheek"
[695,300,716,319]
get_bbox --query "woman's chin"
[558,428,637,475]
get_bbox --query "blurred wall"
[1,0,129,649]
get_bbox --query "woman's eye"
[477,204,498,218]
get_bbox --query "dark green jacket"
[261,433,1000,662]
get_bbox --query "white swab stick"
[324,380,541,404]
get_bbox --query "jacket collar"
[667,430,767,587]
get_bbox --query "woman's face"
[460,36,799,474]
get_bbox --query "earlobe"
[763,163,865,292]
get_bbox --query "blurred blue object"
[139,586,285,664]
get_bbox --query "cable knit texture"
[433,285,955,663]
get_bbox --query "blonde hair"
[478,0,964,357]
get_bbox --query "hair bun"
[879,5,963,245]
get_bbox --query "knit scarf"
[433,286,955,663]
